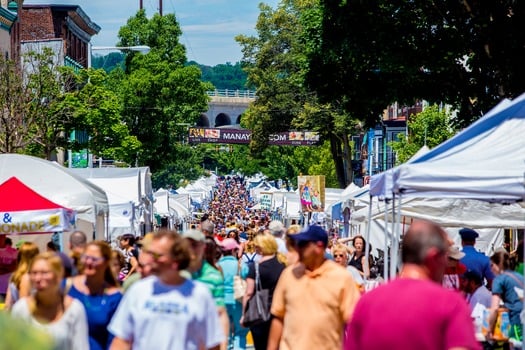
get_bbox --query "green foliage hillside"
[92,54,249,91]
[188,61,250,90]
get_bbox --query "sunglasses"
[145,250,167,261]
[80,255,105,264]
[334,254,345,258]
[295,240,312,248]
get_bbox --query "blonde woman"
[5,242,39,310]
[332,244,364,292]
[241,234,285,350]
[11,252,89,350]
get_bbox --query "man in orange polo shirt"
[268,225,360,350]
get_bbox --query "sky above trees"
[25,0,279,66]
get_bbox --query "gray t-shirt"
[11,298,89,350]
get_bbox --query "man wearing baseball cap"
[459,228,494,289]
[268,225,360,350]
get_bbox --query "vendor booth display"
[0,177,75,234]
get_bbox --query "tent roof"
[0,177,69,211]
[67,167,153,205]
[0,154,108,223]
[370,145,430,198]
[395,95,525,202]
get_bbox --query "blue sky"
[25,0,280,66]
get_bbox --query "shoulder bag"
[234,263,247,302]
[243,262,271,327]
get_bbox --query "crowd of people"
[0,175,522,350]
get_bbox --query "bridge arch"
[196,114,210,127]
[215,113,231,127]
[235,114,243,125]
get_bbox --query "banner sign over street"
[188,128,320,146]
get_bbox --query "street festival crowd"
[0,175,522,350]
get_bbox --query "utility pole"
[138,0,162,15]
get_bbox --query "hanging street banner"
[0,209,76,234]
[188,128,320,146]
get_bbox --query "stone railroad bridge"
[197,90,255,128]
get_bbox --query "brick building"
[19,4,99,68]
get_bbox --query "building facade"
[19,4,100,69]
[0,0,20,61]
[352,101,425,186]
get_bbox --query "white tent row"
[153,188,191,228]
[326,181,523,256]
[67,167,154,241]
[175,175,215,205]
[353,197,525,230]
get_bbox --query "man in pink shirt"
[344,220,481,350]
[0,237,18,297]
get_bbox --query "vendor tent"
[393,94,525,202]
[0,154,108,241]
[154,188,190,229]
[68,167,154,240]
[0,177,75,234]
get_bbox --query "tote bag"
[243,262,271,327]
[234,264,247,302]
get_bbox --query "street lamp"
[88,45,151,68]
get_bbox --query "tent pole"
[383,200,389,281]
[389,195,397,279]
[105,212,109,242]
[394,193,403,277]
[364,196,372,281]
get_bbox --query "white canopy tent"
[392,95,525,201]
[353,197,525,230]
[367,94,525,283]
[68,167,153,241]
[0,154,109,249]
[153,188,191,229]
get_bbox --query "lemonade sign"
[0,209,75,234]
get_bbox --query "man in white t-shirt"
[108,230,223,350]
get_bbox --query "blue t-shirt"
[492,271,524,326]
[68,284,123,350]
[217,256,248,305]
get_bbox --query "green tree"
[0,54,33,153]
[236,0,357,188]
[389,105,455,164]
[116,10,212,183]
[21,48,78,160]
[61,68,141,162]
[305,1,525,128]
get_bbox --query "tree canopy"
[305,0,525,128]
[236,0,358,187]
[115,10,212,184]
